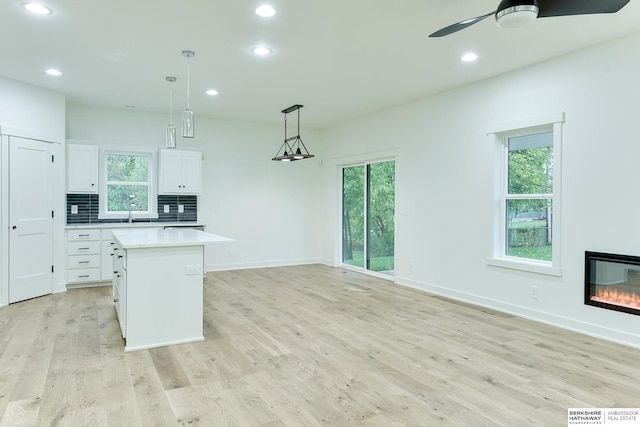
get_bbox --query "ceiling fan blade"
[429,11,495,37]
[537,0,630,18]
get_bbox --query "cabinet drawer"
[68,240,101,255]
[101,240,115,281]
[67,268,101,283]
[68,254,100,269]
[68,229,100,241]
[113,250,126,269]
[113,241,126,269]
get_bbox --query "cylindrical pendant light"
[165,76,177,148]
[181,50,195,138]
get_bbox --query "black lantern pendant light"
[272,104,314,162]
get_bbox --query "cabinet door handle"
[78,234,90,237]
[113,298,119,303]
[78,275,90,278]
[78,261,90,264]
[118,255,123,259]
[78,247,90,250]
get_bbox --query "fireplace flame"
[592,288,640,310]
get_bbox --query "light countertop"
[66,222,205,229]
[112,228,234,249]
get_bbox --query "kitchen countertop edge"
[112,228,234,249]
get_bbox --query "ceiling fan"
[429,0,631,38]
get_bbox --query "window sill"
[486,257,562,277]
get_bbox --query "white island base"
[111,228,234,352]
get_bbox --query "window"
[506,131,553,261]
[342,160,395,276]
[488,113,563,275]
[98,148,158,219]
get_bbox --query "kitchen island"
[111,228,234,352]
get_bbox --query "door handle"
[12,225,16,230]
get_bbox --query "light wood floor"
[1,264,639,426]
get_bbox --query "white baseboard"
[395,275,640,350]
[206,258,328,272]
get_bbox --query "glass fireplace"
[585,251,640,316]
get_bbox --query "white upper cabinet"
[158,150,202,195]
[67,144,98,194]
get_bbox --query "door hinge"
[52,265,54,273]
[51,210,54,218]
[51,154,54,163]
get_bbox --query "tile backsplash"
[66,194,198,224]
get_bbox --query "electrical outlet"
[178,205,184,213]
[185,265,201,275]
[163,205,170,213]
[530,286,539,300]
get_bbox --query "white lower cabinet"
[67,229,101,284]
[111,242,204,351]
[66,226,160,286]
[112,240,126,338]
[101,229,116,281]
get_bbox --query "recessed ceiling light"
[255,5,276,17]
[252,47,272,56]
[461,53,478,62]
[45,68,62,76]
[206,89,219,96]
[23,3,52,15]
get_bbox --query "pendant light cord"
[186,55,191,109]
[284,113,287,140]
[169,80,173,123]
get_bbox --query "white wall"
[66,105,326,271]
[321,32,640,348]
[0,77,67,304]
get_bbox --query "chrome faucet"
[128,194,136,223]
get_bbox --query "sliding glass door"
[342,160,395,275]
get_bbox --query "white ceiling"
[1,0,639,128]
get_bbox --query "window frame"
[487,113,564,276]
[98,147,158,220]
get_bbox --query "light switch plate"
[71,205,78,214]
[178,205,184,213]
[163,205,170,213]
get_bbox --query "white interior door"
[9,136,54,303]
